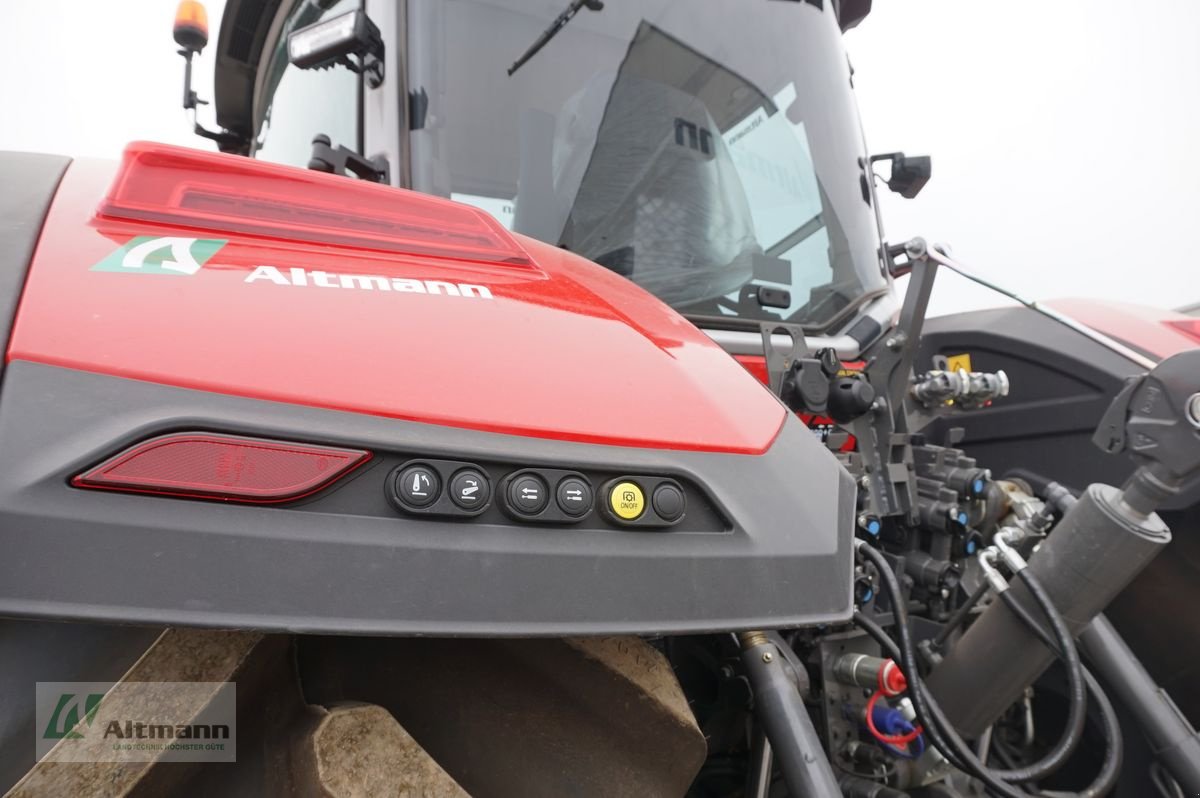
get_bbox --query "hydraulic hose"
[852,611,968,771]
[854,542,1118,798]
[988,570,1086,783]
[849,609,1017,792]
[855,542,1029,798]
[1041,482,1077,516]
[855,607,1120,798]
[999,590,1122,798]
[932,581,989,651]
[927,484,1169,734]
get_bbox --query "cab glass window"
[254,0,360,167]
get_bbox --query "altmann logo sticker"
[90,238,494,299]
[90,236,227,275]
[245,265,493,299]
[35,681,236,763]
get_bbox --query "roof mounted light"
[98,142,532,267]
[73,432,371,504]
[288,9,385,88]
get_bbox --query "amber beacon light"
[173,0,209,52]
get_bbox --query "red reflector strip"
[72,433,370,503]
[98,142,531,266]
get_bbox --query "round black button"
[556,477,593,517]
[449,469,490,510]
[508,474,549,515]
[396,465,440,508]
[652,483,685,522]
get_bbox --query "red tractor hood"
[9,143,784,454]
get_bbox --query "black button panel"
[508,473,549,515]
[387,459,700,530]
[599,476,687,528]
[556,477,593,517]
[396,464,440,508]
[652,483,686,522]
[499,468,592,523]
[388,459,490,517]
[449,469,490,510]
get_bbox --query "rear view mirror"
[870,152,932,199]
[288,9,385,88]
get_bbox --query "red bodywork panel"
[1048,299,1200,360]
[9,144,785,454]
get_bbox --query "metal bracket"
[1094,350,1200,478]
[308,134,390,184]
[851,238,941,521]
[1093,375,1140,456]
[759,322,808,399]
[1093,350,1200,513]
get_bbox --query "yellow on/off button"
[609,481,645,520]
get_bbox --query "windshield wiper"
[507,0,603,76]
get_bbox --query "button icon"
[608,481,645,520]
[450,469,490,510]
[651,483,685,522]
[397,464,440,508]
[556,477,593,517]
[508,474,549,515]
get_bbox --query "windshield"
[254,0,361,166]
[407,0,887,330]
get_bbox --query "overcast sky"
[3,0,1195,317]
[845,1,1200,315]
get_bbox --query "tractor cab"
[181,0,909,355]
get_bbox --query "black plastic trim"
[917,307,1200,506]
[845,314,882,350]
[214,0,285,140]
[0,152,70,380]
[0,361,855,636]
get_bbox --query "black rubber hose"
[853,610,970,772]
[987,570,1087,783]
[1000,592,1123,798]
[855,609,1119,798]
[1026,482,1078,534]
[854,546,1121,798]
[853,610,969,769]
[933,581,989,650]
[1041,482,1078,515]
[855,543,1031,798]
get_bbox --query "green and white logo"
[43,692,104,740]
[90,236,226,276]
[36,680,237,763]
